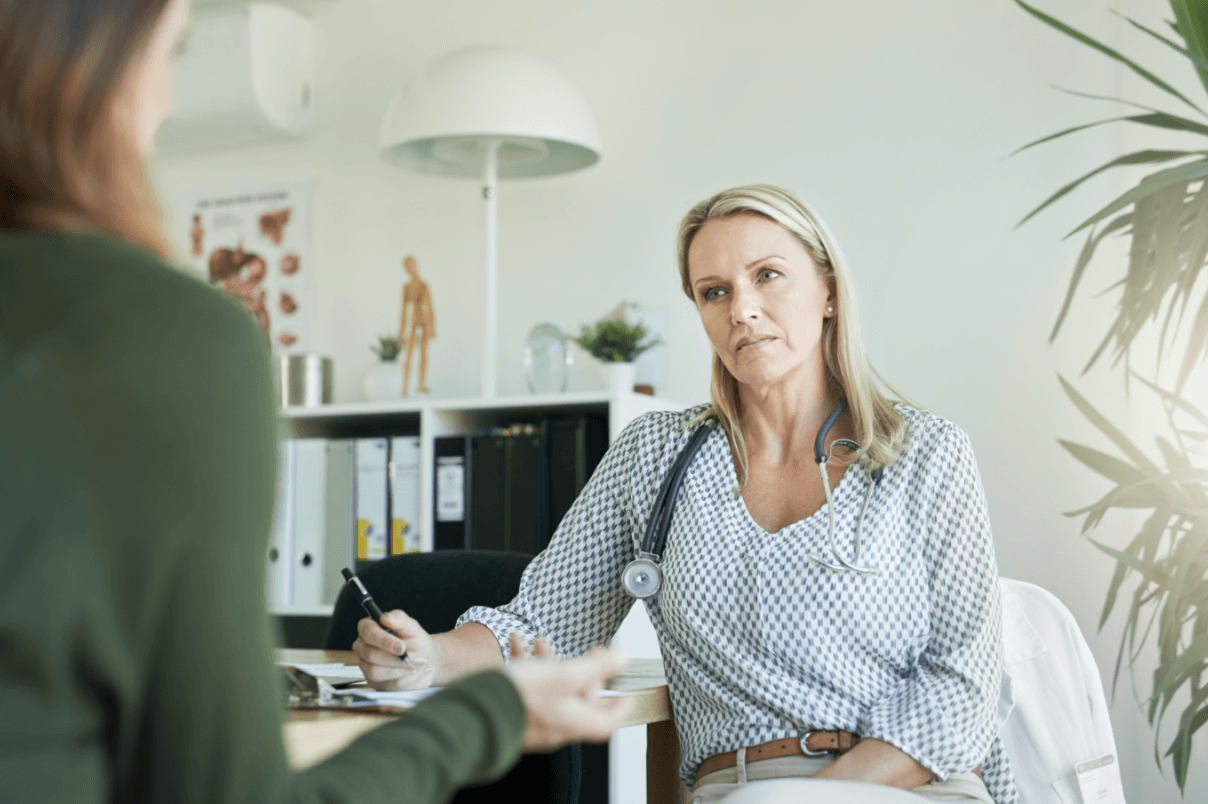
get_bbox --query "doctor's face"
[687,212,835,391]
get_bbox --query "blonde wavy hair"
[677,184,909,488]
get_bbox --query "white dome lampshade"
[379,45,601,179]
[378,46,602,400]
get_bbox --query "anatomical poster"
[175,181,314,354]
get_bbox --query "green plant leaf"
[1018,150,1202,228]
[1016,0,1206,115]
[1090,537,1168,583]
[1132,372,1208,429]
[1122,13,1208,83]
[577,320,661,363]
[1151,640,1208,711]
[1059,374,1164,476]
[1099,510,1170,630]
[1069,159,1208,238]
[1050,86,1168,114]
[1173,0,1208,110]
[1176,281,1208,391]
[1059,439,1147,484]
[1050,214,1132,342]
[1012,112,1208,160]
[1156,436,1189,472]
[1166,692,1208,792]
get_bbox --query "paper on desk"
[279,662,630,706]
[278,662,366,680]
[346,687,628,707]
[345,687,445,706]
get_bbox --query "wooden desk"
[279,649,687,803]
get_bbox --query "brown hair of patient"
[0,0,172,256]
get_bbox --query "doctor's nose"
[729,288,761,324]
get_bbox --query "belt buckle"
[799,730,830,757]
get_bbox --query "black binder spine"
[433,436,470,550]
[470,435,507,551]
[505,432,546,554]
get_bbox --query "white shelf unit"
[277,390,685,804]
[271,390,688,618]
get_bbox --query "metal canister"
[278,354,332,408]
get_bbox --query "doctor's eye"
[701,287,727,302]
[758,268,781,282]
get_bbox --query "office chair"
[324,550,582,804]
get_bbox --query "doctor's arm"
[355,415,665,686]
[810,738,933,788]
[353,610,504,689]
[850,427,1004,786]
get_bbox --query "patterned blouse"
[458,404,1019,804]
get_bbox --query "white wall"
[153,0,1208,800]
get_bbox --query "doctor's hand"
[352,609,438,691]
[504,634,634,752]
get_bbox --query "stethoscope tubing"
[622,400,882,599]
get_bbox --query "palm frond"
[1016,0,1207,115]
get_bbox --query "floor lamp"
[379,45,601,398]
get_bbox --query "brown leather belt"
[694,732,984,786]
[695,731,859,785]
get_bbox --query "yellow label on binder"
[356,519,371,560]
[392,519,409,555]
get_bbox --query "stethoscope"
[620,399,884,599]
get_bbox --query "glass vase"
[524,323,572,394]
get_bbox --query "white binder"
[390,436,422,554]
[266,439,295,608]
[322,440,356,603]
[355,438,390,561]
[290,438,328,607]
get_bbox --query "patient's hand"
[505,634,634,751]
[353,609,438,691]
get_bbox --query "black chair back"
[324,550,581,804]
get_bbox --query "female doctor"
[354,185,1017,804]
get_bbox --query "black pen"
[341,567,413,669]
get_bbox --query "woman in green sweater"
[0,1,632,802]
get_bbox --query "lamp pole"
[482,140,500,398]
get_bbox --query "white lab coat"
[997,579,1124,804]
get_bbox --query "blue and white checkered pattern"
[459,405,1018,804]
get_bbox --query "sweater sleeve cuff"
[441,670,526,780]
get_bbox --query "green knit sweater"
[0,230,524,803]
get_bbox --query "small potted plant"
[576,306,661,394]
[362,334,404,401]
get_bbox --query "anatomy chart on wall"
[176,181,314,354]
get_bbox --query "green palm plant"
[1016,0,1208,789]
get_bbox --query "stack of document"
[278,661,443,707]
[279,661,629,708]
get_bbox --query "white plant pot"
[605,361,636,395]
[362,361,404,401]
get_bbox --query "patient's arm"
[810,737,933,789]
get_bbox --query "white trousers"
[690,749,996,804]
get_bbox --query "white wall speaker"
[155,2,314,155]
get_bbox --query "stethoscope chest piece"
[622,554,663,598]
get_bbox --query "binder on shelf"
[434,436,469,550]
[505,432,546,554]
[267,439,295,608]
[355,438,389,562]
[547,415,608,538]
[290,438,328,607]
[323,439,356,603]
[389,436,422,554]
[470,435,507,551]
